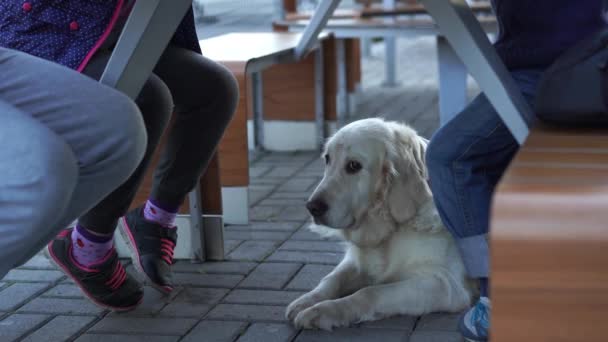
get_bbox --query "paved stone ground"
[0,1,484,341]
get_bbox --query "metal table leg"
[437,36,468,125]
[314,44,325,149]
[336,39,350,127]
[252,72,264,149]
[420,0,534,144]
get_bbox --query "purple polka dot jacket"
[0,0,201,72]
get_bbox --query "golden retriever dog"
[285,118,474,330]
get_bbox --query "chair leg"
[188,185,206,261]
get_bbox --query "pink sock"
[71,225,114,267]
[143,199,177,228]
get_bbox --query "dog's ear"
[412,136,429,180]
[386,123,432,223]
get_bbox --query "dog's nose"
[306,199,329,218]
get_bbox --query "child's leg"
[150,46,238,208]
[41,51,171,310]
[117,46,238,293]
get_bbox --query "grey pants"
[0,48,147,278]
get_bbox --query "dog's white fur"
[285,118,475,331]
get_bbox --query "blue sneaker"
[459,296,490,342]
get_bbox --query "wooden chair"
[491,125,608,341]
[198,32,330,225]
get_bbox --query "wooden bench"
[491,125,608,340]
[198,32,330,224]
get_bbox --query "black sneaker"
[119,208,177,294]
[46,228,143,311]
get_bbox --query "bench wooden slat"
[491,124,608,341]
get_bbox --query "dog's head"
[307,118,432,238]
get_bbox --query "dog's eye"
[324,154,330,165]
[345,160,362,174]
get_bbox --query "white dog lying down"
[285,118,475,330]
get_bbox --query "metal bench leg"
[419,0,534,144]
[437,36,468,125]
[383,37,398,87]
[295,0,342,60]
[382,0,398,87]
[336,39,350,127]
[188,186,206,261]
[314,44,325,149]
[252,72,264,149]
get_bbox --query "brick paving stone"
[0,283,50,311]
[264,166,300,178]
[18,297,105,315]
[207,304,287,322]
[157,287,227,318]
[172,261,258,275]
[89,317,197,335]
[106,286,169,317]
[285,264,335,291]
[268,192,311,200]
[409,331,463,342]
[42,284,83,298]
[239,263,302,290]
[21,315,96,342]
[181,320,247,342]
[237,323,297,342]
[416,313,460,331]
[224,229,292,241]
[276,178,318,192]
[250,166,272,177]
[18,255,54,270]
[358,315,417,330]
[276,206,310,222]
[280,241,345,253]
[249,206,283,221]
[172,273,243,288]
[224,289,305,305]
[2,269,64,283]
[159,287,227,317]
[245,221,303,232]
[250,189,275,206]
[224,239,244,255]
[290,227,340,241]
[0,314,49,341]
[227,241,280,261]
[295,328,409,342]
[75,335,179,342]
[257,198,307,207]
[267,251,343,265]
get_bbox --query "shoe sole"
[45,241,142,312]
[119,217,174,295]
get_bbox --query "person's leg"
[425,68,543,342]
[41,50,172,309]
[120,46,238,292]
[0,48,146,279]
[0,101,78,278]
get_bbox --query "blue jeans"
[426,69,544,278]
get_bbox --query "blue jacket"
[0,0,201,71]
[492,0,606,69]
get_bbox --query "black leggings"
[78,46,238,234]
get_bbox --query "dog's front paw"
[286,293,323,322]
[294,301,352,331]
